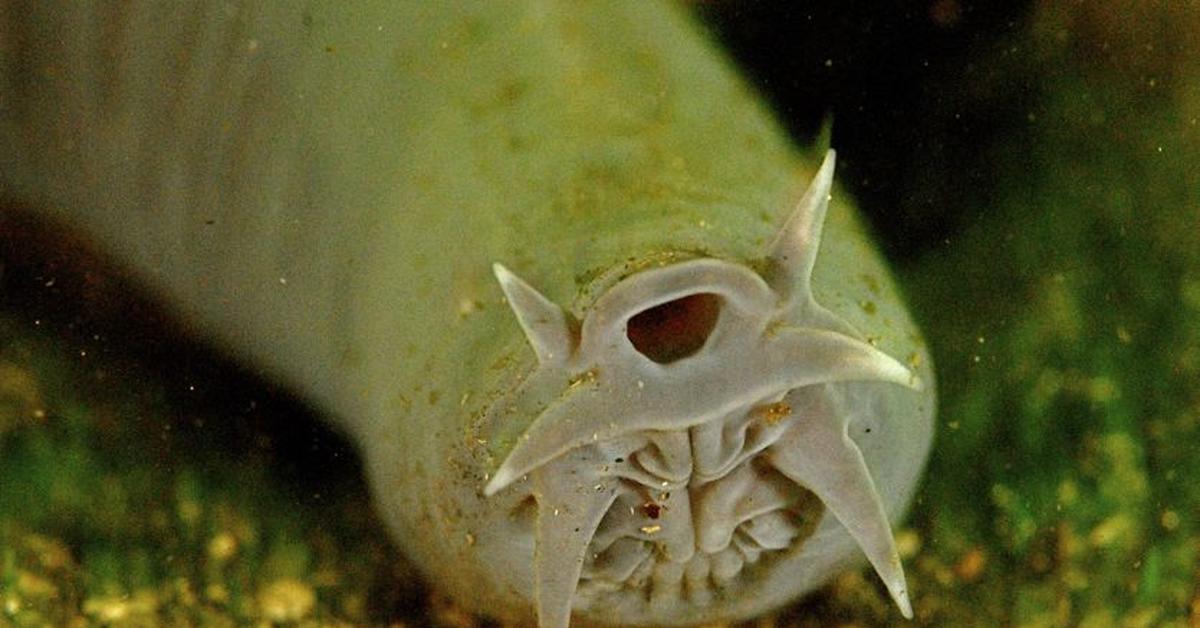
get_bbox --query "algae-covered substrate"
[2,2,1198,626]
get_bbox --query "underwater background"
[1,1,1197,625]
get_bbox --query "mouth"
[554,392,828,609]
[484,151,921,627]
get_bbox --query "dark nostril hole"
[626,293,721,364]
[511,495,538,528]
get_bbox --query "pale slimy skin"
[0,2,935,626]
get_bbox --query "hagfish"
[0,2,936,626]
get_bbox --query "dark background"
[696,0,1037,263]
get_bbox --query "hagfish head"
[486,151,924,627]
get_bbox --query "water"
[1,2,1197,625]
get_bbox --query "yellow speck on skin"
[907,352,923,369]
[859,273,882,296]
[257,578,316,623]
[457,297,483,317]
[758,401,792,425]
[568,368,599,389]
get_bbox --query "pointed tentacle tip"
[875,353,923,391]
[884,352,925,393]
[878,547,914,619]
[477,253,931,625]
[895,586,914,620]
[872,350,924,392]
[866,527,915,620]
[483,467,515,497]
[849,336,925,393]
[764,148,838,305]
[816,147,836,186]
[492,262,575,365]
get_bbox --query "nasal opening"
[625,293,721,364]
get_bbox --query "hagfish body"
[0,2,936,626]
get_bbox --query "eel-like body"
[0,2,936,626]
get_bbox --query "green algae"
[0,312,416,625]
[897,2,1200,625]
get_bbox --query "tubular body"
[0,2,935,626]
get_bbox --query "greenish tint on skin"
[2,2,933,625]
